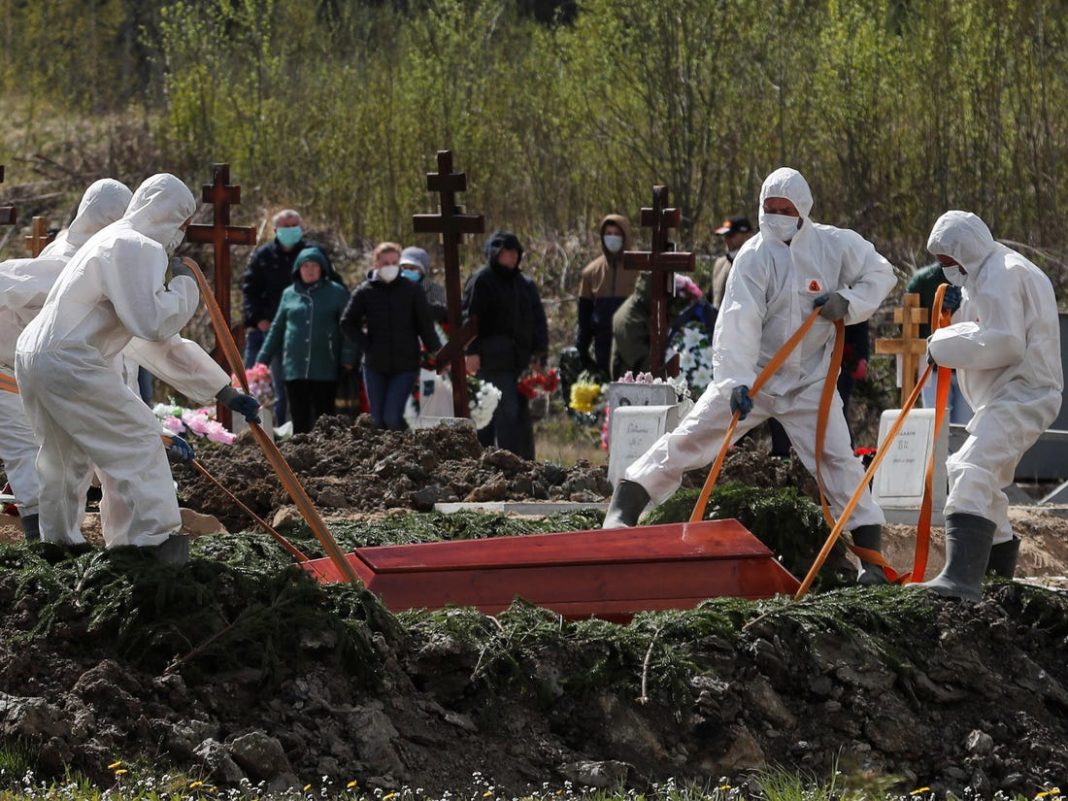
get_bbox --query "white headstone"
[608,404,681,486]
[872,408,948,525]
[605,382,677,448]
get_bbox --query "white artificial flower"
[692,365,714,391]
[681,325,704,350]
[679,350,697,372]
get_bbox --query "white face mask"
[603,234,624,254]
[165,228,185,256]
[762,213,801,243]
[378,265,400,283]
[726,247,739,260]
[942,264,966,286]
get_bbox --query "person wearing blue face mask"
[240,208,341,424]
[398,246,447,323]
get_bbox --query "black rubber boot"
[151,534,190,566]
[986,536,1020,579]
[919,513,995,601]
[602,480,651,529]
[20,513,41,542]
[850,524,889,586]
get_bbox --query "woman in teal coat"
[257,247,356,433]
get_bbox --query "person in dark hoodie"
[576,215,637,376]
[463,231,549,460]
[341,242,442,431]
[256,247,356,434]
[241,209,342,424]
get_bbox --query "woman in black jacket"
[341,242,441,430]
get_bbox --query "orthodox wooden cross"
[25,216,55,257]
[185,164,257,427]
[0,166,16,227]
[623,185,696,377]
[412,150,485,419]
[874,292,929,406]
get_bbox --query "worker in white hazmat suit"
[0,179,133,541]
[604,167,898,584]
[921,211,1062,600]
[14,173,259,560]
[1,179,260,549]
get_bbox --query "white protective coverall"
[0,179,133,517]
[626,168,896,530]
[15,174,211,548]
[0,180,230,534]
[927,211,1063,542]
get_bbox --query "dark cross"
[185,164,257,428]
[413,150,485,419]
[25,216,55,257]
[623,185,696,377]
[0,166,16,227]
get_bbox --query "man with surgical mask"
[240,208,339,424]
[15,174,257,561]
[709,216,755,310]
[604,167,897,588]
[920,211,1062,600]
[575,215,637,376]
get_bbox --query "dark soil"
[176,415,613,530]
[1,538,1066,797]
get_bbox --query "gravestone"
[604,381,676,449]
[608,404,682,486]
[872,408,948,525]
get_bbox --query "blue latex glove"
[730,385,753,420]
[813,292,850,321]
[217,386,261,423]
[165,434,195,464]
[942,285,962,312]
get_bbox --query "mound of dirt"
[178,415,612,530]
[0,540,1066,797]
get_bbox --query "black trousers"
[285,379,337,434]
[477,369,534,460]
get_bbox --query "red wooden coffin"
[299,519,799,621]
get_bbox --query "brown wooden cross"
[623,185,696,377]
[25,216,55,257]
[185,164,257,427]
[412,150,485,419]
[0,166,16,227]
[874,292,929,405]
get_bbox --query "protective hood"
[758,167,814,231]
[39,179,133,259]
[121,173,197,247]
[600,214,632,259]
[926,211,998,274]
[67,179,133,250]
[484,230,524,269]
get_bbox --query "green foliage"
[642,484,852,589]
[4,0,1068,297]
[13,546,394,685]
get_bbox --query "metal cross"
[412,150,485,418]
[623,185,696,376]
[185,163,257,427]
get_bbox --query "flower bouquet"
[667,321,716,396]
[568,376,603,414]
[152,402,236,445]
[518,367,560,421]
[235,363,275,409]
[468,374,502,430]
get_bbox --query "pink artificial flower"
[205,421,236,445]
[162,416,185,434]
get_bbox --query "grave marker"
[0,166,16,227]
[607,404,682,486]
[413,150,485,418]
[872,408,947,525]
[623,185,695,377]
[25,216,55,257]
[185,164,257,427]
[874,293,928,406]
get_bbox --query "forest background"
[1,0,1067,299]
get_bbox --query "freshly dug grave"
[176,415,613,530]
[0,525,1066,798]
